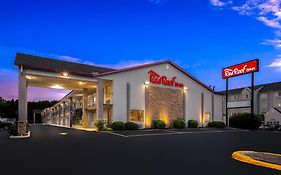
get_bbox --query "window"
[130,110,144,122]
[245,94,249,99]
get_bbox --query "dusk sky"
[1,0,281,101]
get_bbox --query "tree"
[0,97,57,123]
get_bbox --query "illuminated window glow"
[130,110,144,122]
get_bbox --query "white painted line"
[125,129,249,138]
[106,131,128,138]
[166,130,183,134]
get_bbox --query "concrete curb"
[48,124,97,132]
[232,151,281,171]
[10,131,31,139]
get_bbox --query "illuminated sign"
[148,70,184,88]
[222,59,259,79]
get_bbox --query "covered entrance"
[14,53,114,135]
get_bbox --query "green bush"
[106,122,112,129]
[207,121,226,128]
[173,119,185,129]
[95,120,105,131]
[111,121,125,131]
[188,120,198,128]
[153,120,166,129]
[8,124,17,136]
[125,122,139,130]
[229,113,263,130]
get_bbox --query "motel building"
[14,53,223,135]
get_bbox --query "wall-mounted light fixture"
[26,75,32,80]
[144,81,150,86]
[61,72,69,77]
[183,87,188,93]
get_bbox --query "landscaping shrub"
[125,122,139,130]
[229,113,263,130]
[173,119,185,129]
[106,122,112,129]
[111,121,125,131]
[153,120,166,129]
[188,120,198,128]
[207,121,226,128]
[95,120,105,131]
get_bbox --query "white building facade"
[41,60,223,129]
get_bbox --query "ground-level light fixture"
[144,81,150,86]
[61,72,69,77]
[51,84,64,89]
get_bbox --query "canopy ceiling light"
[50,84,64,89]
[78,82,86,86]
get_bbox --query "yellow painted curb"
[232,151,281,171]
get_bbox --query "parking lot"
[0,125,280,175]
[108,127,249,137]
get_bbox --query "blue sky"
[0,0,281,101]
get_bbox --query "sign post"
[222,59,259,127]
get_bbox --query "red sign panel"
[148,70,184,88]
[222,59,259,79]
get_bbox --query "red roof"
[95,60,214,93]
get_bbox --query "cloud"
[210,0,281,49]
[267,58,281,71]
[261,38,281,48]
[210,0,232,7]
[57,55,82,63]
[257,16,281,29]
[148,0,168,5]
[99,59,161,69]
[0,68,18,100]
[57,55,96,65]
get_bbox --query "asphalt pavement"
[0,125,280,175]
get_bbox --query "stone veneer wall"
[17,121,27,136]
[145,85,184,127]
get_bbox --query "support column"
[62,102,66,126]
[88,111,93,128]
[69,98,74,127]
[18,67,28,135]
[82,88,89,128]
[97,79,104,121]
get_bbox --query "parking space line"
[166,130,183,134]
[106,131,128,138]
[124,130,250,138]
[105,129,250,138]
